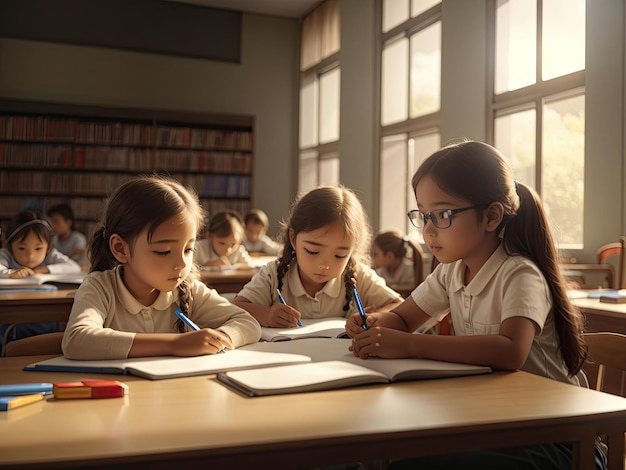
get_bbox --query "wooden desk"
[572,296,626,335]
[200,268,258,294]
[0,290,76,325]
[1,356,625,470]
[562,263,614,289]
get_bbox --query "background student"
[194,210,254,270]
[243,208,283,256]
[0,209,82,344]
[347,141,607,470]
[47,203,88,266]
[372,229,424,287]
[61,175,261,360]
[233,185,403,328]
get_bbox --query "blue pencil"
[277,289,303,327]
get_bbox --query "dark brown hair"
[411,140,586,376]
[6,210,53,253]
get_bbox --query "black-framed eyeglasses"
[407,205,484,229]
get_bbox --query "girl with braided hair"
[233,185,402,328]
[62,175,260,360]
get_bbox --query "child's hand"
[349,326,412,359]
[263,303,302,328]
[176,328,233,356]
[8,267,35,279]
[345,311,379,338]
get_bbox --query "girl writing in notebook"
[347,141,606,470]
[62,175,261,360]
[233,185,403,327]
[0,209,81,345]
[193,210,254,270]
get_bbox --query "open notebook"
[217,338,492,396]
[260,317,348,342]
[0,273,86,290]
[24,350,311,380]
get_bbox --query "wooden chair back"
[596,241,624,289]
[2,332,64,357]
[583,332,626,396]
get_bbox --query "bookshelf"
[0,100,254,241]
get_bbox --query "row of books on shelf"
[0,173,251,198]
[0,116,252,150]
[0,144,252,173]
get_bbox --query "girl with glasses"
[346,140,606,470]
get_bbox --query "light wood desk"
[200,268,258,294]
[0,290,76,325]
[1,356,625,470]
[572,296,626,335]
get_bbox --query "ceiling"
[164,0,323,19]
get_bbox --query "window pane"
[409,22,441,118]
[319,68,340,144]
[300,74,318,148]
[494,109,537,188]
[381,38,409,125]
[542,0,585,81]
[408,133,440,242]
[380,134,408,232]
[319,154,339,186]
[411,0,440,17]
[542,94,585,247]
[299,150,318,193]
[495,0,536,94]
[383,0,409,33]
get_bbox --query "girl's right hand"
[262,303,302,328]
[345,312,379,338]
[175,328,233,356]
[8,267,35,279]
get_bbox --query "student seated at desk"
[0,209,81,345]
[61,176,261,360]
[233,185,403,327]
[243,208,283,256]
[194,210,254,270]
[47,203,88,266]
[372,229,420,286]
[346,141,607,470]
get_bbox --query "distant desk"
[572,296,626,334]
[561,263,614,289]
[200,268,258,294]
[0,289,76,325]
[1,356,625,470]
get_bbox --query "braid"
[342,259,357,312]
[275,251,295,292]
[175,268,198,333]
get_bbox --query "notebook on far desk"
[0,273,86,290]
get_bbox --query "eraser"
[53,380,128,399]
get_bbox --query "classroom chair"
[2,332,64,357]
[596,239,623,289]
[583,332,626,468]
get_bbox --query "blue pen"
[176,309,225,353]
[353,287,369,330]
[277,289,303,327]
[175,309,200,331]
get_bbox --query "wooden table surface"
[1,355,625,470]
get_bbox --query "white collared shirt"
[411,243,582,386]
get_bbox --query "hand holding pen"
[267,289,303,328]
[175,309,229,354]
[353,287,369,331]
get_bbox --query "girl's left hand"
[8,267,35,279]
[350,326,413,359]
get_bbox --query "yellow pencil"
[0,393,44,411]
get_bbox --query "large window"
[298,0,340,193]
[379,0,441,240]
[491,0,585,248]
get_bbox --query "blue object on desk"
[0,383,53,396]
[353,287,368,330]
[277,289,302,327]
[0,285,58,293]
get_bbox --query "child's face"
[211,233,241,257]
[290,221,352,294]
[11,231,49,269]
[371,244,389,269]
[415,174,488,265]
[49,214,72,236]
[121,215,197,303]
[245,222,266,244]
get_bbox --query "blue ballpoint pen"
[277,289,303,327]
[352,287,369,330]
[176,309,226,353]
